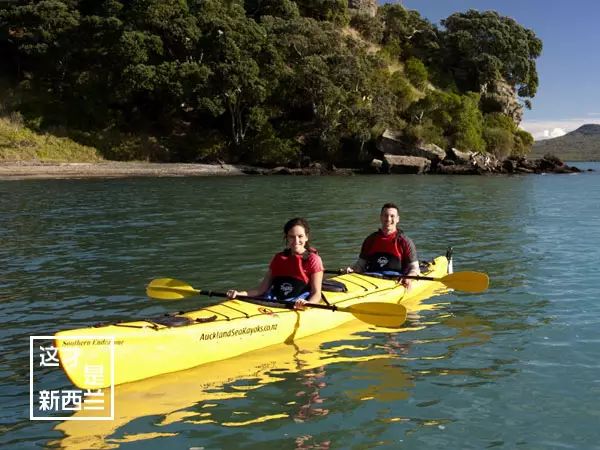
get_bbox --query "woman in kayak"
[226,217,324,310]
[345,202,420,289]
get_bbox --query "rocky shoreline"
[0,154,586,180]
[379,152,585,175]
[369,135,585,175]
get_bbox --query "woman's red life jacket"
[270,248,317,300]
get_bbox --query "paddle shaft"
[200,290,342,312]
[324,269,489,293]
[324,269,428,280]
[147,278,408,327]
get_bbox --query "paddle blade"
[342,302,407,328]
[441,272,489,293]
[146,278,200,300]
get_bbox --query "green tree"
[335,51,396,161]
[0,0,544,164]
[349,11,384,43]
[122,0,200,61]
[295,0,349,25]
[440,10,542,99]
[388,71,419,114]
[403,90,486,152]
[262,16,346,160]
[244,0,300,20]
[513,128,534,156]
[404,56,428,90]
[379,4,436,61]
[0,1,80,103]
[450,92,485,152]
[192,0,276,155]
[483,112,516,158]
[264,16,396,163]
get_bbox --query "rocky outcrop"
[447,147,472,165]
[348,0,377,17]
[437,153,582,175]
[368,138,584,175]
[437,151,494,174]
[244,156,584,175]
[365,122,588,175]
[267,163,357,176]
[382,155,430,174]
[508,155,581,174]
[378,129,446,160]
[480,79,523,124]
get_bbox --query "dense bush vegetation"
[0,1,542,165]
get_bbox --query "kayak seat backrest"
[322,279,347,293]
[419,260,433,272]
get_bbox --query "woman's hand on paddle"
[294,298,308,310]
[400,278,413,290]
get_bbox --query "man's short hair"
[380,203,399,214]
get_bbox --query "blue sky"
[400,0,600,139]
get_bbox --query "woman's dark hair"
[283,217,311,249]
[283,217,310,235]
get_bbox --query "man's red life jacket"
[360,230,415,273]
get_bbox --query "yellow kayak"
[55,255,451,389]
[54,317,434,448]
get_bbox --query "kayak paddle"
[146,278,407,328]
[325,270,489,293]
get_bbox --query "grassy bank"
[0,115,103,163]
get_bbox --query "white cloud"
[542,128,566,138]
[520,118,600,141]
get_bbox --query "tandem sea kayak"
[55,254,452,389]
[54,318,420,448]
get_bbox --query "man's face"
[380,207,400,233]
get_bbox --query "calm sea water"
[1,164,599,449]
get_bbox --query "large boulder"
[414,142,447,160]
[436,164,479,175]
[534,155,581,174]
[499,155,581,174]
[377,129,446,160]
[383,155,431,174]
[436,152,502,175]
[447,148,473,164]
[469,152,501,173]
[369,158,384,173]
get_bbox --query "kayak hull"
[55,255,450,388]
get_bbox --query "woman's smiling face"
[286,225,308,255]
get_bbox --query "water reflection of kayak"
[54,256,450,389]
[54,311,444,449]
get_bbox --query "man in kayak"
[227,217,324,310]
[345,203,420,289]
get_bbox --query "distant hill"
[530,124,600,161]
